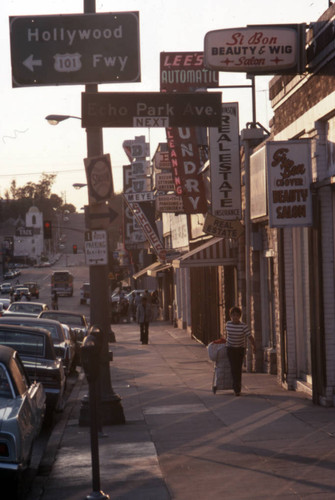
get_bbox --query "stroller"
[207,340,233,393]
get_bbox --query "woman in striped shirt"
[226,306,256,396]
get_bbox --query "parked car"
[39,310,89,365]
[23,281,40,299]
[3,271,15,280]
[79,282,90,305]
[13,287,31,302]
[0,324,65,417]
[0,299,11,310]
[3,301,49,317]
[0,345,46,479]
[0,283,13,295]
[61,323,78,370]
[0,317,76,376]
[39,310,89,341]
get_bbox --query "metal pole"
[78,0,125,427]
[87,379,105,499]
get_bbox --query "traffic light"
[43,221,52,239]
[73,244,78,254]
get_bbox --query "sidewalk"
[30,321,335,500]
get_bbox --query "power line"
[0,165,124,178]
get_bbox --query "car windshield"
[9,303,43,314]
[25,322,60,342]
[0,331,45,357]
[0,363,12,398]
[43,313,84,326]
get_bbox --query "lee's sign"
[204,25,305,74]
[266,140,312,228]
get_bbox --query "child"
[225,306,256,396]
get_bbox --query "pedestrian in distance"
[51,290,58,310]
[151,290,160,321]
[225,306,256,396]
[134,292,142,319]
[136,295,152,345]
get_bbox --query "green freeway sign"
[9,12,140,87]
[82,92,222,127]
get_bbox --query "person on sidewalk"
[51,290,58,310]
[225,306,256,396]
[136,295,152,344]
[151,290,160,321]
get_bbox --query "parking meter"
[80,325,104,382]
[81,335,99,382]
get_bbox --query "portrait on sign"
[84,154,114,205]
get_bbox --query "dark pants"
[227,346,245,394]
[140,322,149,344]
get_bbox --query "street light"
[45,112,124,426]
[73,183,88,190]
[45,114,81,125]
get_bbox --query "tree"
[0,173,76,222]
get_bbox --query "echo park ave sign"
[82,92,222,127]
[9,12,140,87]
[204,25,305,74]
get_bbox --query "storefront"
[172,237,238,344]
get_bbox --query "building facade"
[248,4,335,405]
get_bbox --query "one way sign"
[84,203,118,230]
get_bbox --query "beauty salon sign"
[267,140,312,228]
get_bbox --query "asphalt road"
[16,253,90,316]
[0,254,90,499]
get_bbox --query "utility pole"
[79,0,125,426]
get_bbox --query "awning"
[148,263,172,277]
[172,237,237,268]
[133,262,162,280]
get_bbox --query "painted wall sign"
[204,25,303,74]
[267,140,312,227]
[209,103,241,220]
[156,195,184,213]
[203,213,244,239]
[155,172,175,192]
[153,150,171,171]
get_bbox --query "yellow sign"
[203,214,244,239]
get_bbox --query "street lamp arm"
[45,114,82,125]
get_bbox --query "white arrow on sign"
[23,55,42,72]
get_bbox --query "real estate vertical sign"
[209,103,241,220]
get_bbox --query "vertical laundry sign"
[209,103,241,220]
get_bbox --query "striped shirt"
[226,320,251,348]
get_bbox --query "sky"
[0,0,328,211]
